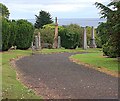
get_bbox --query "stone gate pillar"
[90,26,96,48]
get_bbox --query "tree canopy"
[34,10,53,29]
[95,1,120,57]
[59,24,82,49]
[0,3,10,18]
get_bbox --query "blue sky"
[1,0,110,19]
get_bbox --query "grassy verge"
[70,52,119,72]
[1,48,110,99]
[2,50,41,99]
[39,48,102,54]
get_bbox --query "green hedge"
[40,24,54,44]
[8,20,17,48]
[2,19,34,51]
[103,38,118,58]
[59,24,82,49]
[2,18,11,51]
[15,20,34,50]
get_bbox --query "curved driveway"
[16,52,118,99]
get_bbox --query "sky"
[1,0,110,19]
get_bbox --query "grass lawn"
[39,48,102,54]
[70,52,119,72]
[1,48,89,99]
[1,50,41,99]
[1,48,118,99]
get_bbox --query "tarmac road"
[16,52,118,99]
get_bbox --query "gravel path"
[16,52,118,99]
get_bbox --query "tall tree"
[0,3,10,18]
[96,22,109,45]
[15,20,34,50]
[34,10,53,29]
[95,1,120,57]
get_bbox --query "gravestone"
[35,35,39,49]
[58,36,61,48]
[53,17,58,48]
[90,26,97,48]
[31,41,36,54]
[83,27,87,50]
[38,32,41,50]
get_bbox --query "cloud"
[0,0,110,19]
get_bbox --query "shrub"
[15,20,34,50]
[95,36,102,48]
[40,24,54,45]
[2,18,11,51]
[8,20,17,48]
[59,24,82,49]
[103,38,118,58]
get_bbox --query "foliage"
[0,3,10,18]
[103,37,118,58]
[95,35,102,48]
[86,26,95,46]
[15,19,34,50]
[34,10,53,29]
[2,19,34,51]
[2,18,11,51]
[1,3,10,51]
[96,22,109,46]
[8,20,17,47]
[95,1,120,57]
[39,24,54,45]
[59,24,82,49]
[38,24,64,48]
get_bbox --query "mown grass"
[70,52,119,72]
[1,48,117,99]
[1,48,89,99]
[1,50,41,99]
[39,48,102,54]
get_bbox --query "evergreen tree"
[95,1,120,57]
[15,20,34,50]
[0,3,10,19]
[34,10,53,28]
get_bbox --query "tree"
[96,22,109,46]
[8,20,17,47]
[15,20,34,50]
[59,24,82,49]
[39,24,54,45]
[0,3,10,18]
[34,10,53,29]
[2,18,11,51]
[95,1,120,57]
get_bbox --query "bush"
[2,18,11,51]
[8,20,17,48]
[40,24,54,45]
[103,39,118,58]
[15,20,34,50]
[95,36,102,48]
[59,24,82,49]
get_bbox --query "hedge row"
[59,24,82,49]
[2,18,34,51]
